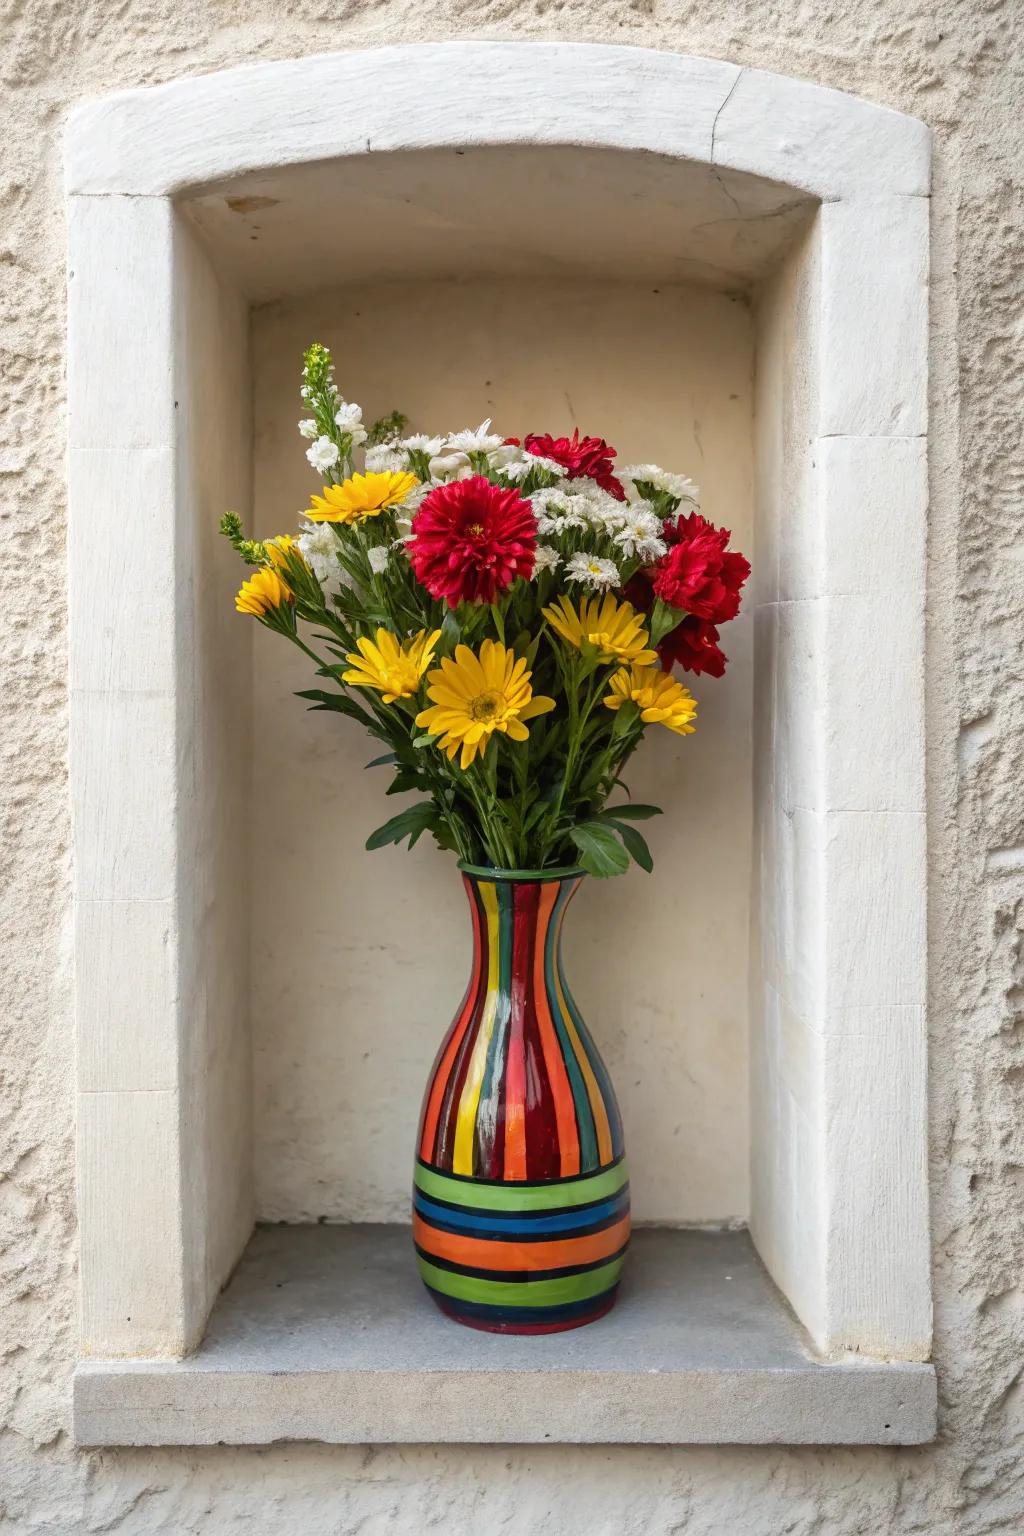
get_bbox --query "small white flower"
[401,433,445,456]
[297,520,339,582]
[530,489,589,535]
[300,385,311,400]
[533,544,561,573]
[334,400,363,431]
[306,436,340,473]
[565,551,621,590]
[501,458,533,482]
[488,443,524,470]
[350,426,368,449]
[444,419,506,455]
[428,450,473,481]
[505,453,566,481]
[367,545,390,575]
[298,418,318,439]
[620,464,700,505]
[561,479,627,532]
[614,504,667,562]
[365,443,407,473]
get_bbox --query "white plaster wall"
[3,9,1023,1536]
[251,277,754,1225]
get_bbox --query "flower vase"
[414,865,630,1333]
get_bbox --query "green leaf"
[595,803,663,822]
[569,821,631,879]
[440,609,462,650]
[606,820,654,873]
[365,802,438,852]
[610,698,640,739]
[649,597,683,646]
[365,752,398,769]
[294,688,388,739]
[386,770,425,796]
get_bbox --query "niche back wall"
[251,275,754,1226]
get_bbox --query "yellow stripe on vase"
[452,881,501,1175]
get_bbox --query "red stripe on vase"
[417,874,485,1162]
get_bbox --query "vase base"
[428,1288,619,1335]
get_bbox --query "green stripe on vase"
[414,1158,629,1212]
[416,1254,626,1308]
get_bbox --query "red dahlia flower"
[623,571,731,677]
[658,614,728,678]
[523,430,626,501]
[653,512,750,623]
[409,475,537,607]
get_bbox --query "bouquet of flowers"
[222,343,749,878]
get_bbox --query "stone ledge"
[74,1226,936,1446]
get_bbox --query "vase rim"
[457,861,587,883]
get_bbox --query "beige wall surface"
[251,278,753,1227]
[2,6,1021,1535]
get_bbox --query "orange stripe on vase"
[418,875,485,1161]
[533,882,581,1177]
[412,1212,631,1274]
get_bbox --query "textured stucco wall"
[1,4,1021,1534]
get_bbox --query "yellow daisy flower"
[264,533,305,571]
[604,664,698,736]
[416,639,556,769]
[235,566,292,617]
[342,628,443,705]
[542,593,658,666]
[304,471,419,525]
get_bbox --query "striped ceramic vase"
[413,864,629,1333]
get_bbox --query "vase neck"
[416,869,624,1182]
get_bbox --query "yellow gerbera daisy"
[342,628,442,705]
[264,533,305,571]
[304,471,419,525]
[604,664,698,736]
[235,566,292,617]
[416,639,556,769]
[542,593,658,666]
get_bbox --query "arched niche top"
[65,42,930,205]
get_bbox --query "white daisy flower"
[620,464,700,504]
[488,443,525,470]
[298,418,318,439]
[402,433,445,456]
[306,436,340,473]
[297,520,339,582]
[565,552,621,590]
[614,504,667,562]
[530,489,590,535]
[561,479,627,532]
[444,419,506,454]
[428,450,473,481]
[365,443,408,473]
[367,545,390,575]
[508,453,567,480]
[334,401,364,431]
[533,544,561,573]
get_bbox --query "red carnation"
[658,615,728,678]
[523,430,626,501]
[653,512,750,623]
[409,475,536,608]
